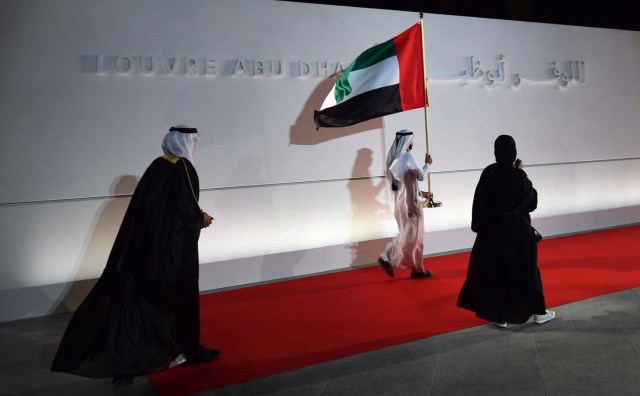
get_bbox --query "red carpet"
[149,225,640,395]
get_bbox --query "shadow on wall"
[348,148,390,267]
[289,76,383,145]
[289,75,391,266]
[260,250,308,283]
[49,175,139,315]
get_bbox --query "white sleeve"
[411,156,430,181]
[422,162,431,176]
[391,153,431,182]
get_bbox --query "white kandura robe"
[382,151,431,271]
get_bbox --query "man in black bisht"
[457,135,555,328]
[52,126,220,385]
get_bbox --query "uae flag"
[314,23,427,128]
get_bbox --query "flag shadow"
[289,76,383,145]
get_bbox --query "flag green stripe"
[350,38,396,72]
[333,38,397,104]
[322,55,399,108]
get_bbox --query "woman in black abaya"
[457,135,554,327]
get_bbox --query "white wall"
[1,0,639,322]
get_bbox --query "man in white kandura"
[378,130,434,280]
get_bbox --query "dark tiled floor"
[2,287,640,396]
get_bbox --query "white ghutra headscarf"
[386,130,415,191]
[162,125,201,163]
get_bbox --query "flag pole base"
[425,198,443,208]
[421,191,443,208]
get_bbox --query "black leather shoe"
[377,257,394,278]
[410,270,432,279]
[183,345,221,366]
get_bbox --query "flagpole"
[419,13,430,187]
[419,12,442,208]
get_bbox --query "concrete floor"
[2,287,640,396]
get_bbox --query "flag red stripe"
[394,23,427,110]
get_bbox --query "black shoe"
[183,345,221,366]
[410,269,432,279]
[112,375,134,387]
[377,257,394,278]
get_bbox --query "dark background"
[280,0,640,31]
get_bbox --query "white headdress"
[162,125,201,163]
[386,130,414,191]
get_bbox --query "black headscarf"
[494,135,517,165]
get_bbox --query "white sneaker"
[495,322,507,328]
[534,310,555,324]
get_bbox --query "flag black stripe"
[314,84,402,128]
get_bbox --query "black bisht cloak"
[457,136,547,324]
[51,156,203,378]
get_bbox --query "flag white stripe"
[320,55,399,110]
